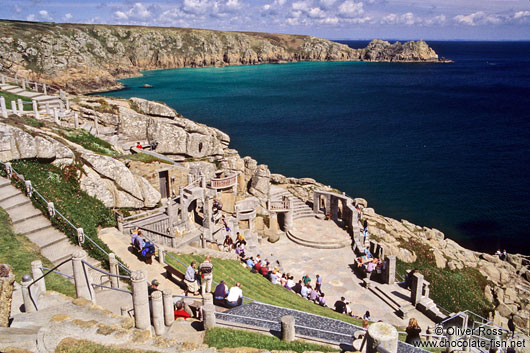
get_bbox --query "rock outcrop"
[0,20,448,93]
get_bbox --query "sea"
[100,41,530,255]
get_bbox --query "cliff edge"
[0,20,448,93]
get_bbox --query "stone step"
[0,178,10,188]
[13,215,53,236]
[1,194,31,210]
[286,230,349,249]
[43,241,79,264]
[26,227,69,251]
[10,204,43,224]
[0,327,38,352]
[0,185,21,202]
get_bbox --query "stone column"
[330,196,339,220]
[22,80,26,90]
[162,290,174,327]
[17,99,23,114]
[167,199,175,235]
[203,303,216,330]
[366,322,398,353]
[202,196,213,242]
[72,250,96,304]
[74,112,79,129]
[203,292,213,307]
[45,103,50,115]
[446,332,456,353]
[66,99,70,111]
[0,97,7,118]
[410,272,424,306]
[281,315,296,342]
[108,253,119,288]
[31,260,46,293]
[53,108,59,124]
[158,246,165,265]
[34,82,38,91]
[384,256,396,285]
[94,116,98,134]
[59,89,65,100]
[284,210,294,233]
[43,84,47,96]
[32,100,40,119]
[131,270,150,330]
[151,291,166,336]
[313,192,320,213]
[21,274,36,313]
[0,264,15,326]
[11,101,17,116]
[269,212,279,232]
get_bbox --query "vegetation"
[0,208,75,297]
[396,238,493,316]
[93,98,119,114]
[0,91,32,110]
[55,339,158,353]
[61,129,118,156]
[119,153,172,164]
[204,327,338,353]
[165,253,364,326]
[5,160,124,272]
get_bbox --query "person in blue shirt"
[245,257,254,269]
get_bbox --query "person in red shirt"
[136,142,143,149]
[174,301,190,319]
[260,262,270,277]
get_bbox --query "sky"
[1,0,530,40]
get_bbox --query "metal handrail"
[91,283,132,294]
[40,266,74,280]
[81,259,130,279]
[28,257,72,311]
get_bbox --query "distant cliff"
[0,20,449,93]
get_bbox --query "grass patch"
[6,160,123,272]
[0,90,32,110]
[166,253,364,327]
[0,208,75,297]
[205,327,338,352]
[396,239,493,316]
[61,129,118,156]
[119,153,172,164]
[55,338,158,353]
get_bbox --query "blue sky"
[1,0,529,40]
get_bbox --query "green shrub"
[61,129,118,156]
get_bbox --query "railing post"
[120,305,129,317]
[66,98,70,111]
[74,112,79,129]
[21,80,26,90]
[0,74,4,85]
[162,290,174,326]
[43,83,47,96]
[32,99,39,119]
[281,315,295,342]
[11,101,18,116]
[366,322,398,353]
[21,274,36,313]
[53,107,59,124]
[158,247,165,265]
[31,260,46,294]
[45,103,50,115]
[385,255,396,285]
[71,250,96,304]
[108,253,119,288]
[17,99,23,114]
[0,97,7,118]
[47,202,55,218]
[131,270,150,330]
[25,180,32,197]
[151,291,165,336]
[5,162,12,178]
[76,228,84,245]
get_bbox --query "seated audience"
[318,293,327,307]
[213,280,228,306]
[223,235,233,252]
[270,270,279,284]
[225,283,243,307]
[309,286,319,302]
[292,280,303,294]
[174,301,190,319]
[245,257,255,268]
[280,273,288,287]
[260,262,270,277]
[286,276,295,290]
[334,297,347,314]
[301,283,310,298]
[235,232,247,247]
[363,310,372,321]
[302,274,311,285]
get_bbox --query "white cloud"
[381,12,419,25]
[64,13,73,20]
[226,0,242,11]
[26,14,36,21]
[292,1,312,12]
[113,2,152,21]
[319,0,336,9]
[114,11,128,20]
[514,11,530,19]
[338,0,364,18]
[454,11,501,26]
[183,0,218,15]
[319,16,339,24]
[308,7,326,18]
[424,14,446,26]
[38,10,53,21]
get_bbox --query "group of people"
[131,229,155,264]
[495,249,508,261]
[333,296,373,320]
[222,231,247,255]
[356,247,384,279]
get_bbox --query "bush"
[61,129,118,156]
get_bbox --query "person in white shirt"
[286,276,295,289]
[225,282,243,307]
[301,284,310,298]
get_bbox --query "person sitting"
[270,269,279,284]
[292,280,303,294]
[131,228,140,250]
[254,260,262,273]
[136,141,143,149]
[222,235,234,252]
[213,280,228,306]
[286,276,295,290]
[364,247,373,259]
[174,301,190,319]
[334,296,347,314]
[245,257,255,269]
[148,279,160,296]
[260,262,270,277]
[301,283,310,298]
[309,286,319,302]
[363,310,372,321]
[235,244,245,258]
[280,273,288,287]
[225,283,243,307]
[405,318,422,345]
[184,261,200,296]
[235,232,246,247]
[495,249,502,258]
[318,293,327,307]
[345,302,353,316]
[501,249,507,261]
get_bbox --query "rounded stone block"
[281,315,296,342]
[366,322,398,353]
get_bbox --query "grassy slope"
[54,339,158,353]
[166,253,364,327]
[0,91,32,110]
[396,238,493,316]
[0,208,75,297]
[205,327,338,352]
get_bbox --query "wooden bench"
[165,264,186,289]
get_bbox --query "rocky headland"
[0,20,449,94]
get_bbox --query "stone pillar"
[0,97,7,118]
[366,322,398,353]
[410,272,424,306]
[43,84,47,96]
[284,210,294,232]
[269,212,279,232]
[281,315,296,342]
[32,100,40,119]
[131,270,150,330]
[21,274,36,313]
[202,196,213,241]
[11,101,17,116]
[66,99,70,111]
[423,281,430,298]
[31,260,46,293]
[167,199,175,233]
[53,108,59,124]
[121,306,129,317]
[17,99,23,114]
[203,292,214,307]
[158,246,165,265]
[94,116,98,134]
[151,291,166,336]
[203,303,216,330]
[384,256,396,285]
[74,112,79,129]
[330,197,339,220]
[34,82,38,91]
[72,250,96,304]
[45,103,50,115]
[162,290,174,327]
[313,193,320,213]
[22,79,26,90]
[108,253,119,288]
[446,332,456,353]
[0,264,16,326]
[59,89,65,100]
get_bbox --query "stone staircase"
[0,83,63,109]
[0,176,102,279]
[269,186,314,220]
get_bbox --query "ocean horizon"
[100,40,530,256]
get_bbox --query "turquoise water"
[101,41,530,254]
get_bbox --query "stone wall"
[0,264,15,327]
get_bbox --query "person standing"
[508,314,516,338]
[405,318,422,345]
[184,261,199,296]
[199,256,214,296]
[315,274,323,294]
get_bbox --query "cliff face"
[0,21,447,93]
